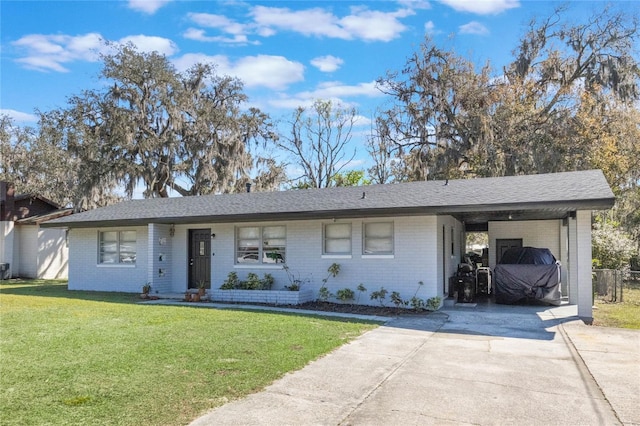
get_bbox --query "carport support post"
[0,221,14,278]
[568,214,578,306]
[576,210,593,322]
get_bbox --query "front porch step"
[443,296,457,307]
[443,296,479,308]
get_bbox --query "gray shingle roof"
[42,170,615,228]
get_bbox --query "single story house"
[0,182,72,279]
[42,170,615,321]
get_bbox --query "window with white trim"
[99,230,136,264]
[236,226,286,264]
[363,222,394,255]
[323,223,351,255]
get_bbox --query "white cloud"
[185,5,414,44]
[173,54,304,90]
[184,13,262,45]
[187,13,247,35]
[267,97,316,110]
[398,0,432,10]
[183,28,215,41]
[459,21,489,35]
[251,6,351,39]
[0,109,38,123]
[183,28,256,45]
[127,0,172,15]
[13,33,104,72]
[339,7,414,42]
[234,55,305,90]
[15,55,69,73]
[353,115,373,127]
[424,20,439,35]
[12,32,178,72]
[439,0,519,15]
[335,158,367,170]
[268,80,383,109]
[310,81,382,98]
[310,55,344,72]
[118,35,178,56]
[172,53,228,73]
[249,5,410,41]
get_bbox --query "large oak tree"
[376,5,639,182]
[1,45,284,209]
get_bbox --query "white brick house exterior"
[44,170,615,321]
[67,216,462,305]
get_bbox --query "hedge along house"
[42,170,614,321]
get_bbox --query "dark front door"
[188,229,211,289]
[496,238,523,264]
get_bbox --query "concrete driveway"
[190,304,639,426]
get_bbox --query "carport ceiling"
[453,207,574,231]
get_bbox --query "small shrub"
[318,287,332,302]
[327,263,340,277]
[283,265,310,290]
[370,287,388,307]
[410,296,425,311]
[261,273,274,290]
[318,263,340,303]
[426,296,441,311]
[221,272,275,290]
[356,283,367,304]
[336,288,355,303]
[390,291,406,308]
[244,273,262,290]
[221,272,239,289]
[284,282,300,291]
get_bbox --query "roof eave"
[40,197,615,229]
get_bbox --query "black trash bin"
[0,263,10,280]
[456,276,476,303]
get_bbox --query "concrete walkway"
[189,304,639,426]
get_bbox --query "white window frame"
[362,222,394,257]
[322,223,352,258]
[235,225,286,266]
[98,230,137,265]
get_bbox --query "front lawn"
[0,280,378,425]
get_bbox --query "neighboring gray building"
[43,170,615,321]
[1,182,71,279]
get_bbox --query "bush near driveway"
[0,280,378,425]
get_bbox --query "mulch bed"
[296,301,431,316]
[246,301,434,317]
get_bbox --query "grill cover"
[494,247,561,306]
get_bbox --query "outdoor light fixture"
[211,233,216,238]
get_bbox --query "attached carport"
[445,171,614,322]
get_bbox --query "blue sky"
[0,0,618,174]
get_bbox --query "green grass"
[0,280,378,425]
[593,281,640,329]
